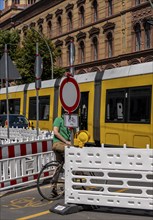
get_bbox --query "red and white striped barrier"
[0,139,52,159]
[0,138,55,191]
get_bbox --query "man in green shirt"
[52,115,71,163]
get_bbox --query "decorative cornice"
[65,3,74,12]
[37,18,44,25]
[88,27,100,38]
[46,13,53,21]
[76,31,86,41]
[29,22,36,27]
[77,0,86,8]
[55,39,63,47]
[22,25,28,32]
[55,9,63,17]
[65,35,74,45]
[102,22,115,33]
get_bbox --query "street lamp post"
[29,27,54,79]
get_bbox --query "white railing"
[0,138,54,191]
[0,127,53,144]
[65,145,153,211]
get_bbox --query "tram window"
[105,86,151,124]
[29,96,50,120]
[72,92,89,130]
[0,100,6,114]
[106,90,125,122]
[0,99,20,114]
[128,86,151,123]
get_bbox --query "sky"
[0,0,4,10]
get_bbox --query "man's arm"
[53,126,71,145]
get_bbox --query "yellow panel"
[105,133,120,145]
[133,135,151,148]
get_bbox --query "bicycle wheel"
[37,161,64,201]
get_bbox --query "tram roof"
[103,61,153,80]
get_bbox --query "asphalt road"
[0,185,152,220]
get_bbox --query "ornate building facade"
[0,0,153,74]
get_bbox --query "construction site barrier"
[65,145,153,211]
[0,138,54,191]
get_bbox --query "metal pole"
[31,27,53,79]
[70,40,75,76]
[5,44,10,139]
[69,40,75,145]
[36,42,39,137]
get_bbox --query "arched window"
[92,0,98,22]
[134,23,141,51]
[47,20,52,38]
[67,44,71,65]
[67,11,73,31]
[135,0,141,5]
[38,24,43,34]
[108,0,113,16]
[79,41,85,63]
[79,6,85,27]
[144,22,151,49]
[57,48,62,67]
[107,32,113,57]
[91,37,98,61]
[57,16,62,35]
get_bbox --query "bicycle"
[37,159,65,201]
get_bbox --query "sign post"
[59,74,80,145]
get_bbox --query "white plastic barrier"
[0,127,53,144]
[65,146,153,211]
[0,138,55,191]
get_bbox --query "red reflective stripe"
[32,142,37,154]
[1,182,4,188]
[42,141,47,152]
[44,171,49,177]
[20,144,26,156]
[0,147,2,160]
[34,174,38,179]
[10,179,17,185]
[22,177,28,182]
[8,145,15,158]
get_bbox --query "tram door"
[78,92,89,130]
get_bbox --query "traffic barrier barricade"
[65,145,153,211]
[0,138,54,191]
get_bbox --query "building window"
[135,0,141,5]
[12,0,20,4]
[57,48,63,67]
[67,11,73,31]
[108,0,113,16]
[28,0,36,4]
[79,6,85,27]
[79,41,85,63]
[92,0,98,22]
[57,16,62,35]
[91,37,98,61]
[107,32,113,57]
[47,20,52,38]
[67,44,70,65]
[106,86,151,124]
[134,23,141,51]
[38,24,43,34]
[144,22,151,49]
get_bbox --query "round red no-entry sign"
[60,76,80,113]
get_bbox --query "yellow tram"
[0,62,152,148]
